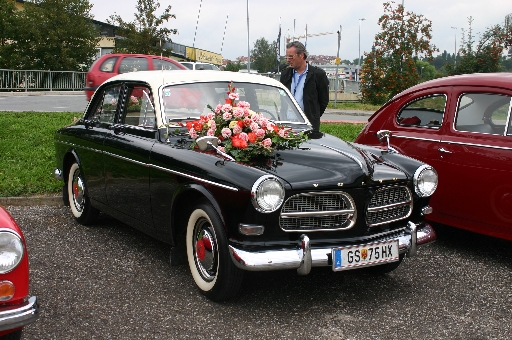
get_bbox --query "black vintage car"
[54,70,438,301]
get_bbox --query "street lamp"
[451,26,457,67]
[358,18,366,81]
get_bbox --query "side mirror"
[376,130,398,154]
[196,136,219,151]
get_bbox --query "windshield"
[160,81,306,125]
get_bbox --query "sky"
[88,0,511,62]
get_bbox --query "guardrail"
[0,69,360,100]
[0,69,86,92]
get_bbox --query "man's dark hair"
[286,41,308,59]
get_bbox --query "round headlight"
[0,231,24,274]
[413,165,438,197]
[251,176,285,213]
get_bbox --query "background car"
[0,206,38,339]
[55,70,438,301]
[355,73,512,241]
[84,54,187,100]
[180,62,221,71]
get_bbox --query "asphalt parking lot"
[6,205,512,339]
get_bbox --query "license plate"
[332,240,399,271]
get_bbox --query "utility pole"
[451,26,457,67]
[334,26,342,108]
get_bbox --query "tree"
[251,37,278,73]
[0,0,18,68]
[1,0,99,70]
[445,17,512,75]
[416,60,436,82]
[108,0,178,56]
[360,2,437,104]
[224,61,242,72]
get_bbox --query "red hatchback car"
[355,73,512,241]
[85,54,187,100]
[0,206,38,339]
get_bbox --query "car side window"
[153,59,181,70]
[119,57,149,74]
[89,85,121,124]
[455,93,511,135]
[122,86,155,129]
[397,95,446,128]
[99,57,118,72]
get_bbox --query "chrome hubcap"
[193,219,217,281]
[72,169,85,212]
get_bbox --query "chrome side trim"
[58,140,239,192]
[228,223,436,272]
[0,296,39,332]
[392,135,440,143]
[104,151,148,167]
[393,135,512,152]
[440,139,512,151]
[150,164,239,192]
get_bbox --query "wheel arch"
[169,183,227,247]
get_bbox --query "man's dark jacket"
[280,63,329,131]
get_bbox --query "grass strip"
[0,111,365,197]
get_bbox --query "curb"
[0,196,63,207]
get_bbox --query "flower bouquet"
[186,83,308,162]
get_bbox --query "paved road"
[6,205,512,339]
[0,92,372,123]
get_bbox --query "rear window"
[181,62,193,70]
[455,93,510,135]
[98,57,118,73]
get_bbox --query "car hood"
[260,133,409,190]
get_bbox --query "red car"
[355,73,512,241]
[84,54,187,100]
[0,207,38,339]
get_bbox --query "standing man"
[280,41,329,132]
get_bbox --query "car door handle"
[438,147,452,154]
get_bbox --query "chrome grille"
[366,186,412,226]
[279,192,356,232]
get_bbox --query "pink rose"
[278,129,288,138]
[207,128,215,136]
[250,122,259,131]
[189,128,198,139]
[215,104,222,113]
[237,101,250,109]
[222,112,232,120]
[262,138,272,148]
[256,129,265,139]
[222,104,232,112]
[221,128,232,138]
[239,132,248,142]
[228,92,239,100]
[232,124,242,134]
[233,107,245,118]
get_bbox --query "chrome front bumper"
[229,222,436,275]
[0,296,39,332]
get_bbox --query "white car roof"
[106,70,283,89]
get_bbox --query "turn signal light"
[0,281,15,301]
